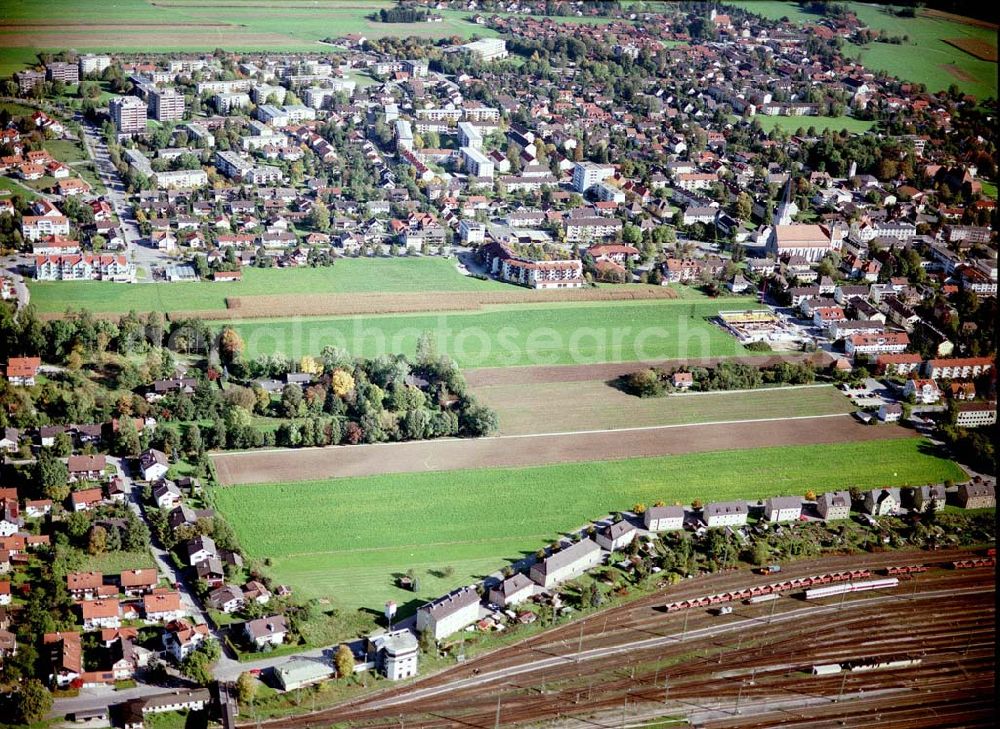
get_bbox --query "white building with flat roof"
[461,146,494,178]
[572,161,614,193]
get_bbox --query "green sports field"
[751,115,876,135]
[228,298,749,367]
[726,2,997,99]
[26,258,505,314]
[211,438,966,613]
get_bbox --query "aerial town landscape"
[0,0,995,727]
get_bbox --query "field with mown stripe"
[228,298,749,366]
[475,382,854,435]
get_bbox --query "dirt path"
[463,351,834,386]
[212,414,912,485]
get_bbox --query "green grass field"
[725,2,997,99]
[0,0,499,77]
[751,115,876,135]
[229,299,749,367]
[211,438,966,613]
[477,383,853,435]
[27,257,505,314]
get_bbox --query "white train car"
[746,593,780,604]
[804,577,899,600]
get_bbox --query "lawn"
[46,138,89,164]
[476,383,853,435]
[27,257,506,314]
[210,438,966,615]
[228,299,749,367]
[751,115,876,135]
[724,2,997,99]
[76,550,157,574]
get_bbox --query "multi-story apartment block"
[149,88,185,122]
[78,54,111,77]
[564,216,623,242]
[35,254,135,282]
[46,62,79,84]
[21,215,70,241]
[572,161,614,193]
[924,357,993,381]
[110,96,147,135]
[460,146,494,178]
[213,92,251,113]
[845,331,910,357]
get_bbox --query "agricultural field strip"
[223,411,856,459]
[477,383,853,436]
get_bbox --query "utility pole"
[769,593,778,623]
[663,675,670,704]
[837,670,848,702]
[494,693,501,729]
[682,608,690,638]
[577,618,585,660]
[735,680,744,715]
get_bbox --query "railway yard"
[241,548,994,729]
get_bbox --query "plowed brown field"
[212,414,914,485]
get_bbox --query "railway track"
[243,548,994,729]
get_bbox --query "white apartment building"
[415,587,480,641]
[457,121,482,149]
[110,96,147,135]
[529,539,603,588]
[213,92,251,113]
[78,54,111,76]
[153,169,209,190]
[22,215,70,241]
[149,88,185,122]
[461,146,494,178]
[572,161,613,193]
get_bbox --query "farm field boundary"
[942,37,998,62]
[214,285,681,319]
[225,300,748,366]
[463,352,834,386]
[212,414,919,485]
[475,382,854,436]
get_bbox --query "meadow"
[26,257,506,314]
[210,438,967,613]
[227,298,749,367]
[475,382,854,435]
[750,115,876,135]
[726,1,997,99]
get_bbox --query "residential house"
[595,521,638,552]
[243,615,288,649]
[528,539,603,589]
[80,599,121,630]
[183,535,217,567]
[912,485,946,513]
[207,585,244,613]
[139,449,169,481]
[487,573,534,608]
[904,378,941,404]
[67,571,104,600]
[878,403,903,423]
[703,501,748,528]
[862,488,900,516]
[120,569,157,596]
[416,586,481,641]
[162,619,210,662]
[763,496,802,523]
[143,591,185,623]
[956,481,995,509]
[816,491,851,521]
[643,505,685,532]
[274,656,336,691]
[152,480,182,509]
[70,488,104,512]
[67,455,107,482]
[5,356,41,386]
[44,631,82,687]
